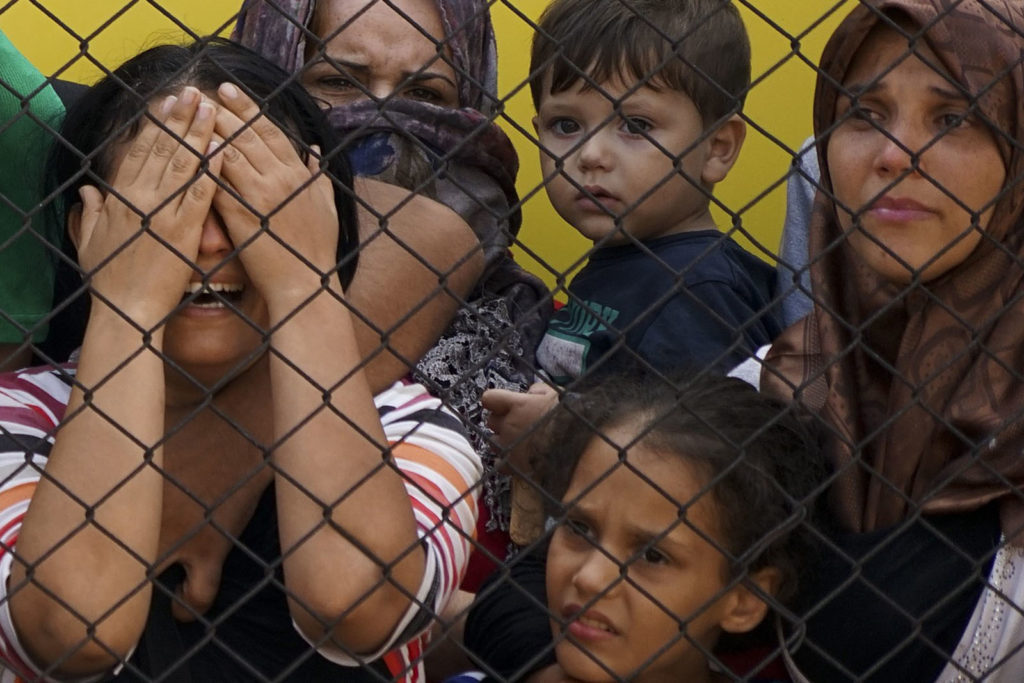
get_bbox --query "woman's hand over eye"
[211,83,340,310]
[74,87,221,327]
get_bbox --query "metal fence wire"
[1,0,1022,681]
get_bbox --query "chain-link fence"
[1,0,1022,681]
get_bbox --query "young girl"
[466,370,824,682]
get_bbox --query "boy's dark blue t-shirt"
[536,230,781,383]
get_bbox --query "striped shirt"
[0,365,481,682]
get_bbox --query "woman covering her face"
[234,0,553,577]
[0,39,481,681]
[763,0,1024,679]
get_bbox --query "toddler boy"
[486,0,782,486]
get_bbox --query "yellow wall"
[2,0,851,293]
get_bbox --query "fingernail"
[219,83,239,100]
[160,95,178,116]
[181,87,199,105]
[206,138,221,155]
[197,102,214,121]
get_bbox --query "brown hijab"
[763,0,1024,533]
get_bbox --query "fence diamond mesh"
[0,0,1021,681]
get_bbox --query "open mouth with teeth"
[182,282,245,309]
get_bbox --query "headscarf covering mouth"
[762,0,1024,534]
[233,0,500,116]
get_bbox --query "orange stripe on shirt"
[0,482,36,516]
[389,442,473,493]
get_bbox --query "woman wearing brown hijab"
[763,0,1024,679]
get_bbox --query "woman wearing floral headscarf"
[234,0,551,588]
[762,0,1024,680]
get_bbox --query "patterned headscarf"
[233,0,499,115]
[232,0,522,263]
[762,0,1024,533]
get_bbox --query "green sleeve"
[0,29,66,344]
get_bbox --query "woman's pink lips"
[176,300,240,319]
[562,604,618,641]
[867,196,935,222]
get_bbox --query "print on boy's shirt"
[536,299,621,382]
[534,233,783,385]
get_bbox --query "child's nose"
[576,129,612,172]
[198,211,234,257]
[572,545,622,599]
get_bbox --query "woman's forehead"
[312,0,445,40]
[841,22,938,81]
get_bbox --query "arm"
[8,89,221,674]
[212,85,479,655]
[349,178,484,392]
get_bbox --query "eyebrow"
[625,507,703,549]
[842,79,969,103]
[306,57,457,89]
[307,57,371,75]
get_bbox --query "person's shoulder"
[0,364,75,461]
[718,235,777,277]
[374,379,459,429]
[374,377,437,409]
[649,230,774,283]
[375,379,478,461]
[0,364,75,419]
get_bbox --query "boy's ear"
[532,114,540,136]
[718,567,780,634]
[700,114,746,186]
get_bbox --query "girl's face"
[301,0,459,109]
[546,425,762,683]
[827,25,1006,285]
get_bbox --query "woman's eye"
[550,118,581,136]
[938,111,971,130]
[622,117,652,135]
[405,87,441,103]
[850,105,883,124]
[316,75,357,91]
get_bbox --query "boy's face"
[534,73,719,245]
[545,426,752,682]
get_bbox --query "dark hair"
[529,0,751,127]
[538,370,824,607]
[42,38,358,359]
